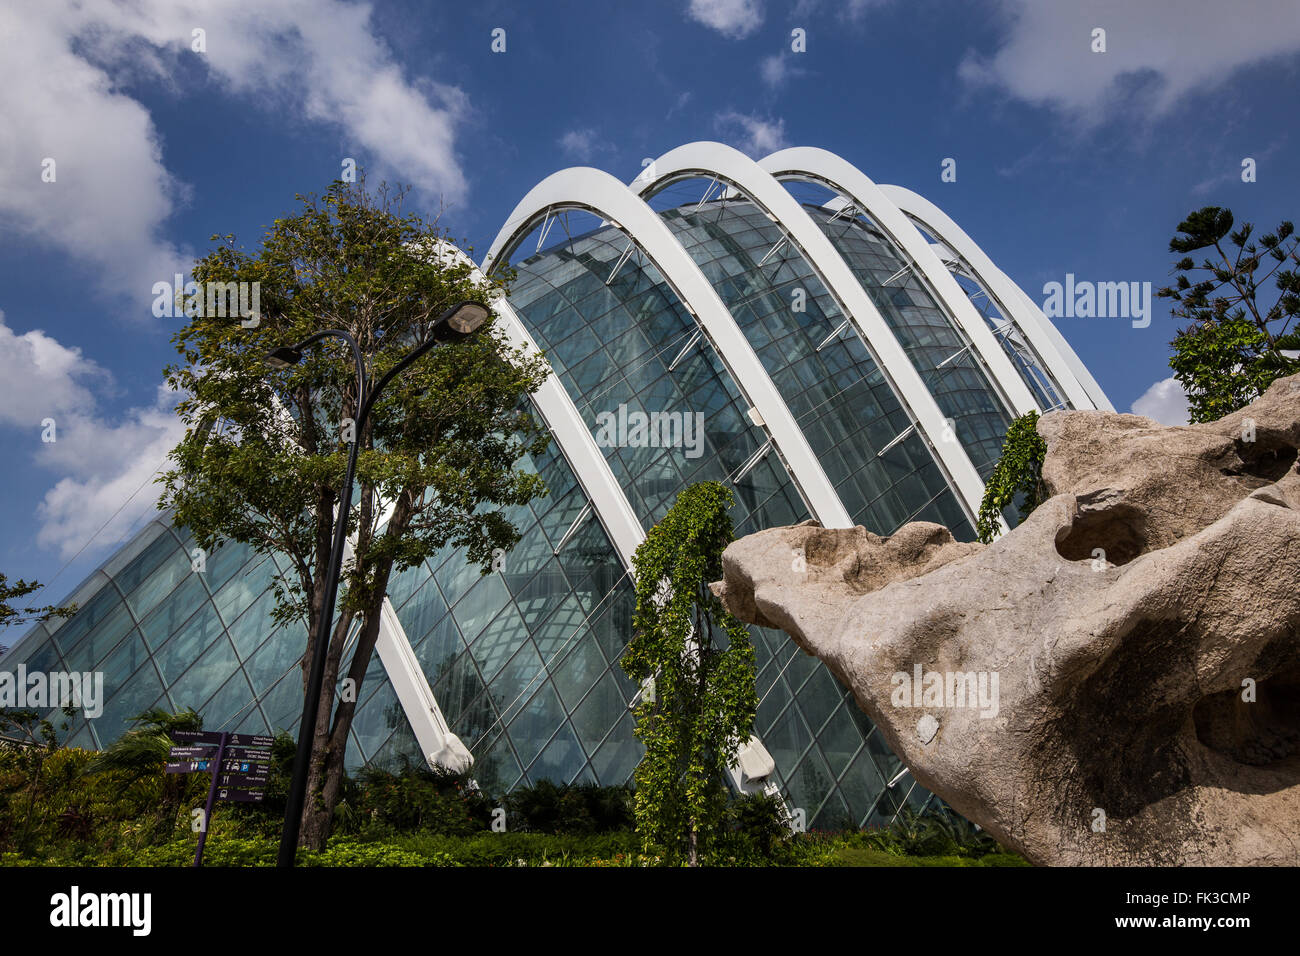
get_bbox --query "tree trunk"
[299,727,347,851]
[293,488,408,852]
[295,588,392,851]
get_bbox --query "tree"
[158,178,551,850]
[0,574,75,631]
[82,707,203,834]
[975,411,1048,544]
[621,481,758,866]
[1158,206,1300,423]
[0,705,76,853]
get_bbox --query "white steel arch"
[632,142,988,526]
[1005,279,1114,413]
[482,165,854,529]
[758,147,1040,417]
[434,243,645,565]
[879,184,1110,411]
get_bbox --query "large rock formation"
[714,374,1300,865]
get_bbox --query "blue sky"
[1,0,1298,609]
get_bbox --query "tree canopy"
[157,177,551,848]
[1159,206,1300,422]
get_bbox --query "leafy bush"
[721,792,790,860]
[502,780,634,834]
[845,807,1003,859]
[381,831,642,867]
[348,759,492,837]
[0,706,1031,867]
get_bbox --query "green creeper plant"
[157,176,551,850]
[621,482,758,866]
[975,411,1048,544]
[1158,206,1300,423]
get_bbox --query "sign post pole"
[193,731,229,869]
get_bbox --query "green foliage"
[346,759,492,836]
[850,806,1002,858]
[80,708,205,838]
[825,846,1029,867]
[621,481,758,866]
[0,706,78,854]
[711,792,796,863]
[975,412,1048,543]
[81,707,202,781]
[380,831,643,867]
[0,707,1034,868]
[160,178,552,627]
[156,175,552,847]
[0,574,75,631]
[1157,206,1300,423]
[501,779,634,834]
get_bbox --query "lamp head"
[263,345,303,369]
[432,301,490,341]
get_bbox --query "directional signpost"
[165,730,273,866]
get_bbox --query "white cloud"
[0,3,192,306]
[34,386,182,561]
[666,91,694,120]
[687,0,764,39]
[558,128,614,163]
[0,311,183,559]
[959,0,1300,122]
[714,111,789,157]
[791,0,892,22]
[760,52,806,88]
[0,0,470,307]
[0,316,112,433]
[1130,376,1190,426]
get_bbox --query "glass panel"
[590,712,641,786]
[570,670,626,754]
[506,679,566,771]
[527,722,587,785]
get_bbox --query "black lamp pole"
[266,300,490,868]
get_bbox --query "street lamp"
[264,300,489,867]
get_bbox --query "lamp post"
[265,300,490,868]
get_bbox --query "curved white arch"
[434,243,645,566]
[482,166,853,529]
[758,147,1040,417]
[1004,279,1114,413]
[879,185,1111,411]
[632,142,988,525]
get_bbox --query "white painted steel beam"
[483,165,853,529]
[758,146,1040,417]
[632,142,987,525]
[879,184,1109,411]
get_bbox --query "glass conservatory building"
[3,144,1110,828]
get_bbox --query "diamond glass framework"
[2,143,1108,830]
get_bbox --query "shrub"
[502,780,633,835]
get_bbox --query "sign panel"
[222,745,272,759]
[166,745,218,760]
[172,730,273,748]
[217,758,269,774]
[164,759,212,774]
[215,787,266,803]
[216,771,270,788]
